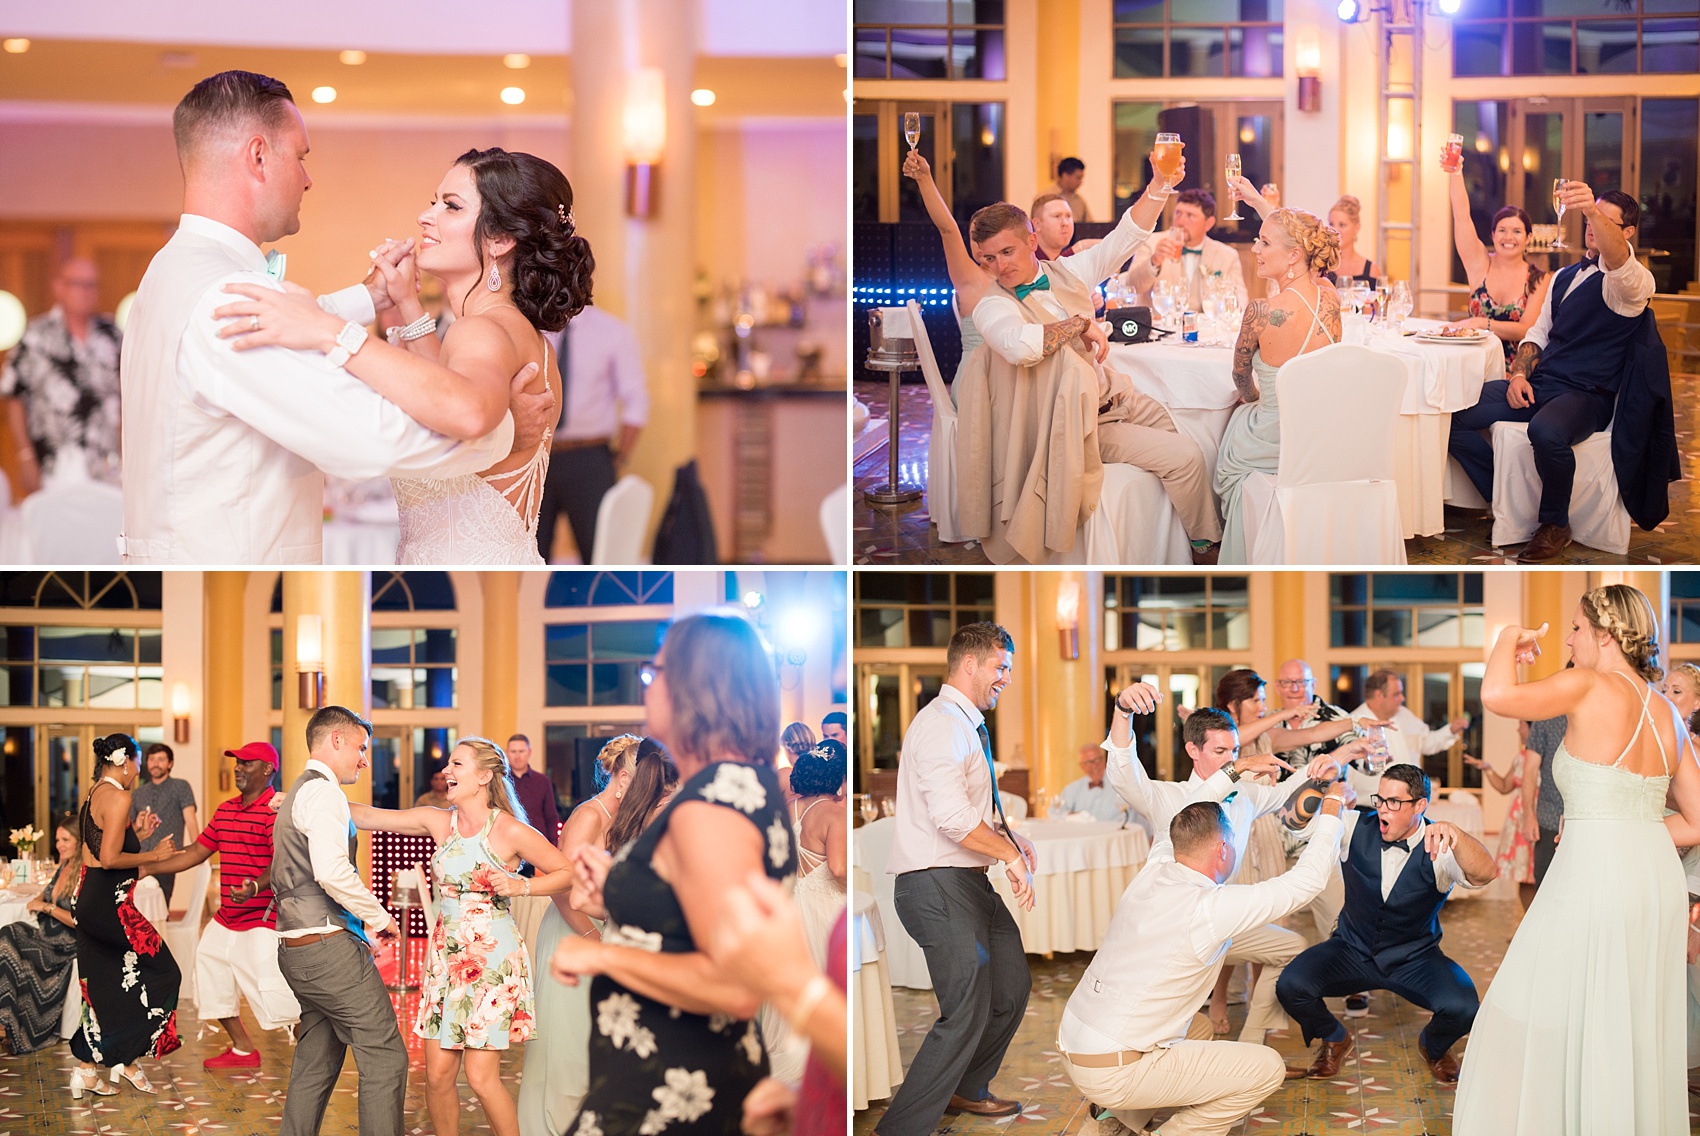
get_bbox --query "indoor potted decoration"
[8,824,44,883]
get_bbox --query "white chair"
[163,858,213,1006]
[60,958,81,1039]
[853,817,932,990]
[17,452,123,564]
[1489,421,1630,554]
[999,791,1028,820]
[819,484,848,563]
[589,474,654,564]
[412,861,439,934]
[1084,462,1194,565]
[907,299,965,543]
[1238,343,1407,564]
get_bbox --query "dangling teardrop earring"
[486,263,501,292]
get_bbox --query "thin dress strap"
[1608,671,1668,774]
[1289,285,1336,355]
[482,332,553,535]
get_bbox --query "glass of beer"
[1551,178,1570,249]
[1441,132,1464,174]
[1225,152,1244,220]
[1153,132,1184,195]
[903,112,921,151]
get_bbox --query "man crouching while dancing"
[1058,685,1349,1136]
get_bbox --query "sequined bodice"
[1551,745,1671,823]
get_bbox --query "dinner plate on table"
[1413,329,1491,344]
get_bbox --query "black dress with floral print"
[568,761,797,1136]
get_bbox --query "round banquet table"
[0,870,166,928]
[988,818,1149,955]
[0,884,35,929]
[1106,315,1503,540]
[851,874,905,1111]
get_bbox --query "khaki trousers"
[1224,922,1307,1037]
[1097,391,1222,542]
[1064,1014,1286,1136]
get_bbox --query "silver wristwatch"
[1224,759,1244,783]
[325,320,369,368]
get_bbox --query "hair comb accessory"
[556,203,575,228]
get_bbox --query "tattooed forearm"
[1319,288,1342,342]
[1232,301,1270,402]
[1509,340,1541,380]
[1040,315,1089,359]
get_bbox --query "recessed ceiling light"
[2,39,29,54]
[503,53,531,69]
[312,86,337,104]
[690,88,716,107]
[501,87,526,105]
[339,50,367,65]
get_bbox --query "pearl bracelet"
[385,312,438,345]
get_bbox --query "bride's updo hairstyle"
[91,733,140,780]
[1266,208,1341,278]
[1580,584,1663,683]
[454,147,595,332]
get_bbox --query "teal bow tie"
[1182,247,1204,256]
[264,250,287,282]
[1013,275,1050,300]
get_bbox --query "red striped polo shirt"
[197,786,278,932]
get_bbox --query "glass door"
[855,661,946,782]
[1106,663,1251,781]
[36,722,161,832]
[369,727,411,812]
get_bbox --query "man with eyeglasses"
[1271,659,1353,773]
[1276,763,1496,1087]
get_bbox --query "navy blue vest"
[1334,813,1449,972]
[1532,261,1642,397]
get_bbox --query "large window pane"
[1577,21,1639,72]
[1170,27,1226,76]
[1112,101,1163,214]
[1455,22,1507,75]
[1451,101,1509,283]
[890,27,952,78]
[1114,26,1166,76]
[956,29,1006,80]
[854,28,889,77]
[1643,18,1699,73]
[1641,98,1699,294]
[895,110,944,225]
[951,103,1006,234]
[1228,26,1283,77]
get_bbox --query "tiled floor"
[0,940,524,1136]
[854,370,1700,566]
[853,898,1700,1136]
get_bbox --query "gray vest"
[271,768,362,937]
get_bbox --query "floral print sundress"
[569,761,797,1136]
[415,809,535,1050]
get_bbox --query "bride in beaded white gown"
[392,334,552,565]
[1454,587,1699,1136]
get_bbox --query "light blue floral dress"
[415,810,535,1050]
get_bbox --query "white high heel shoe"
[69,1066,117,1099]
[109,1062,157,1094]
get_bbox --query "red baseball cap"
[224,741,279,769]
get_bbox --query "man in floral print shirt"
[0,258,123,492]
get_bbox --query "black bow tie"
[1380,833,1414,852]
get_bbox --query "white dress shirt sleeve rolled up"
[184,271,515,481]
[1522,251,1656,352]
[291,772,393,935]
[1061,209,1154,292]
[1105,737,1197,855]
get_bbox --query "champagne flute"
[1225,153,1244,220]
[1154,132,1184,196]
[903,112,921,151]
[1551,178,1569,250]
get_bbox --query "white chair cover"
[908,300,963,543]
[1084,462,1194,565]
[819,484,848,563]
[1240,343,1407,564]
[853,817,932,990]
[17,452,123,564]
[1444,455,1489,511]
[999,791,1028,820]
[60,958,81,1039]
[163,858,213,1005]
[413,861,439,934]
[590,474,654,564]
[1489,422,1629,554]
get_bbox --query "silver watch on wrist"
[1224,758,1244,783]
[325,320,369,368]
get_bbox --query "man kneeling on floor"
[144,742,300,1068]
[1059,786,1348,1136]
[1275,762,1494,1085]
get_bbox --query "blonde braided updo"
[1266,208,1341,278]
[1579,584,1663,683]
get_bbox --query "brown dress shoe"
[1285,1034,1354,1080]
[1418,1040,1460,1085]
[1518,522,1573,562]
[946,1093,1021,1117]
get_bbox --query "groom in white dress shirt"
[121,70,547,564]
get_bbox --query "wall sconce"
[1295,29,1323,113]
[297,614,325,710]
[171,682,192,744]
[1056,580,1081,661]
[623,67,666,218]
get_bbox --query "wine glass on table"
[903,112,921,152]
[1152,281,1176,329]
[1225,153,1245,220]
[1219,287,1241,342]
[1388,280,1413,334]
[1153,132,1184,196]
[1551,178,1570,250]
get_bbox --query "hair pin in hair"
[556,203,575,228]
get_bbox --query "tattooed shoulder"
[1267,305,1290,327]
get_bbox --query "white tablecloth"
[0,872,165,928]
[0,885,36,928]
[851,878,904,1111]
[1107,317,1504,540]
[323,518,400,565]
[988,819,1150,954]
